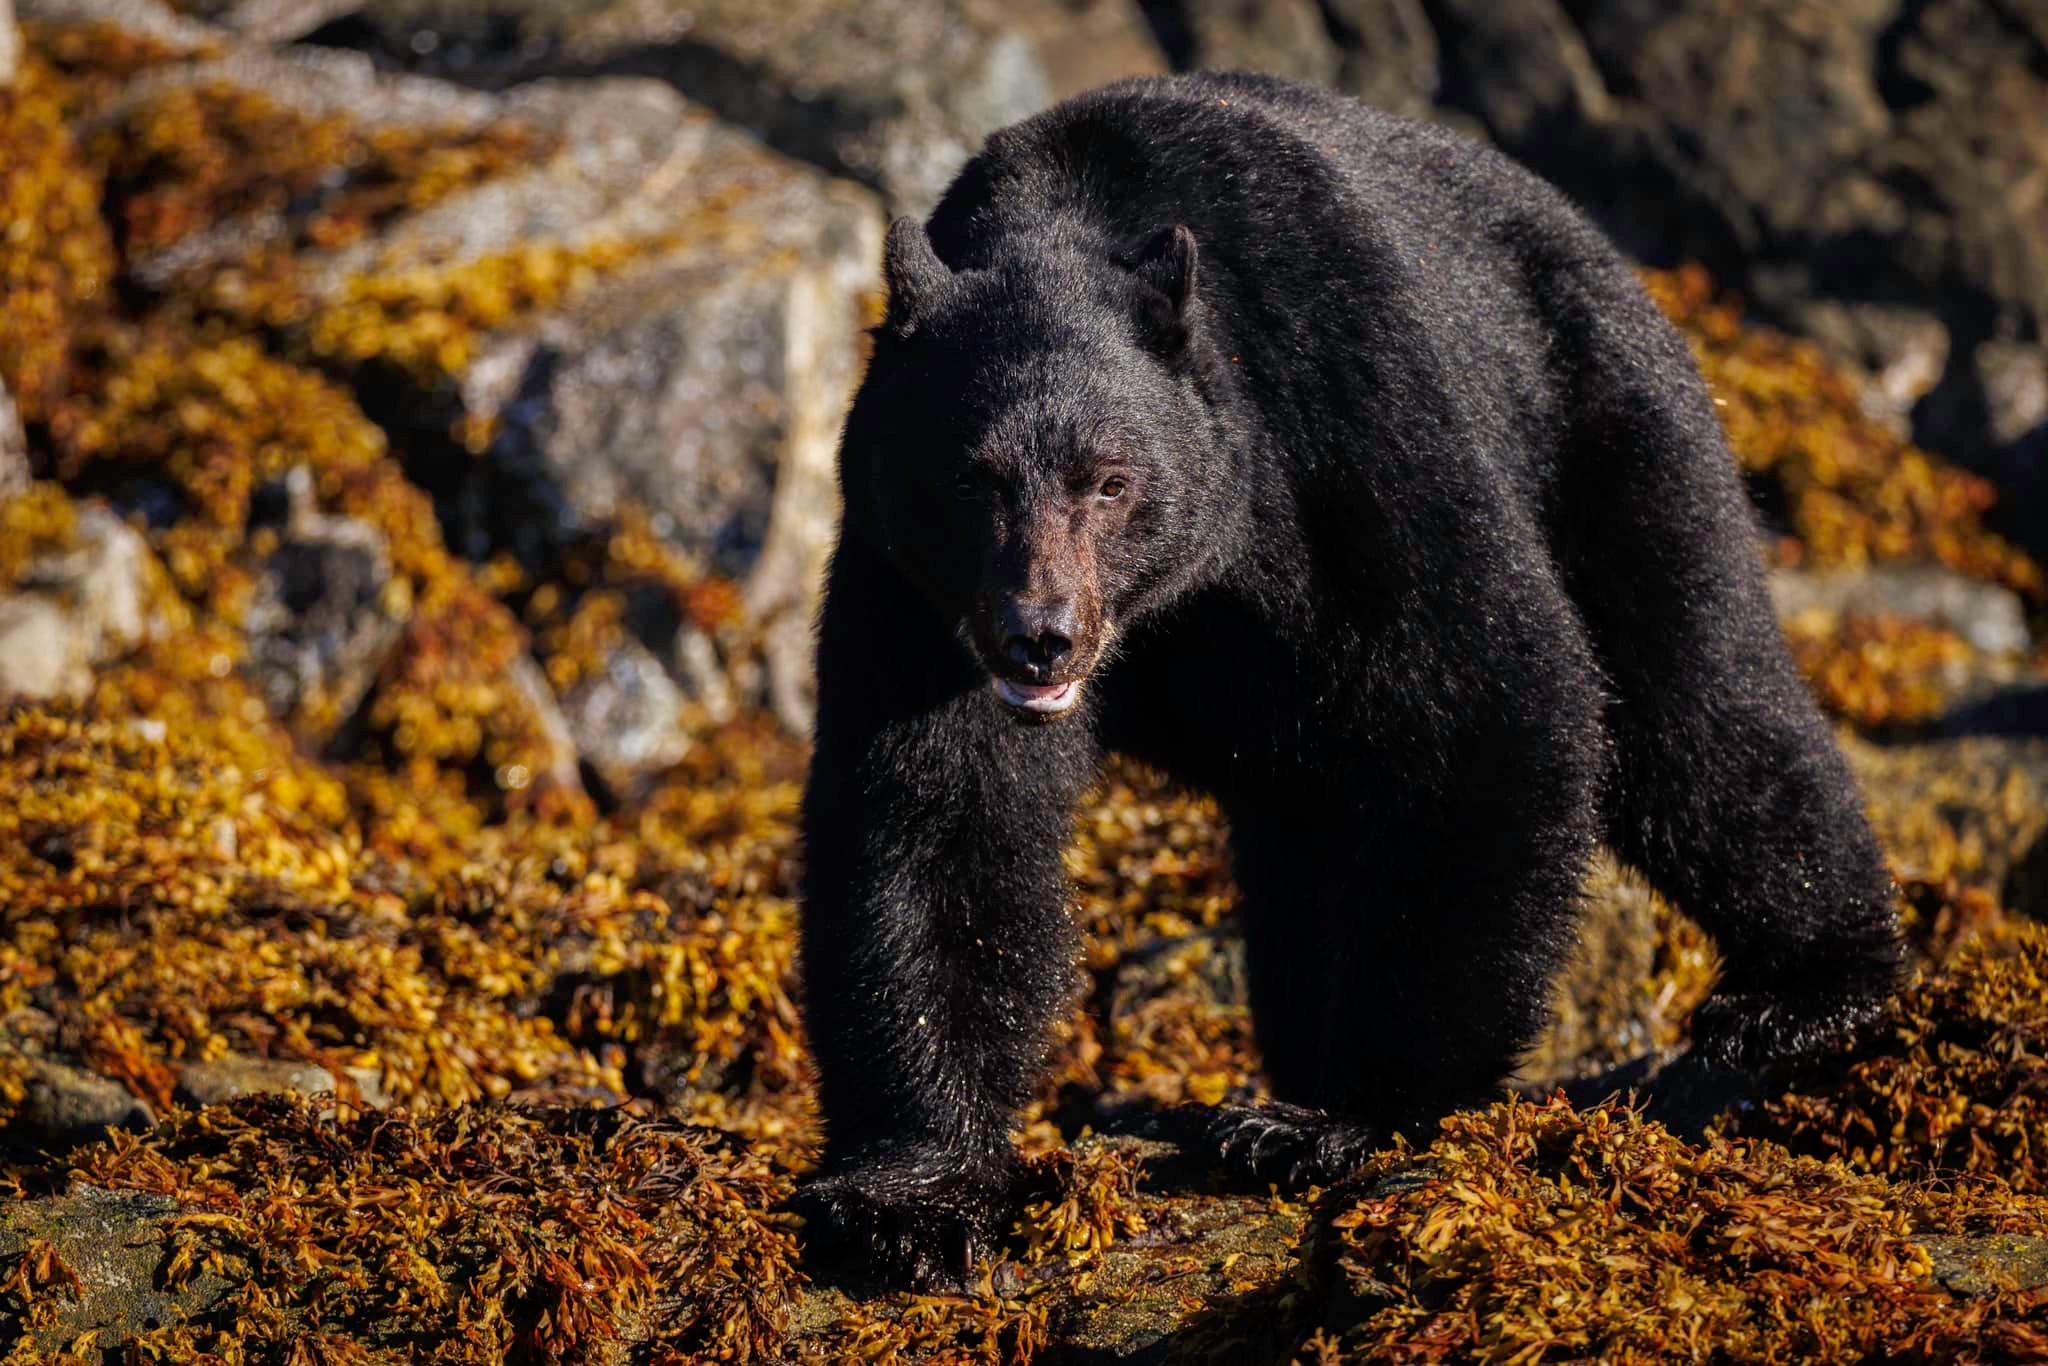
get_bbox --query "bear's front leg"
[795,543,1100,1291]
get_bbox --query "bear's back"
[927,72,1614,308]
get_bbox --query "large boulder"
[192,0,1171,216]
[83,38,885,731]
[218,0,1082,218]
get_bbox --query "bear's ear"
[1127,224,1198,315]
[883,216,952,337]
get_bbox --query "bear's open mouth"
[992,677,1081,715]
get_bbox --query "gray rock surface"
[0,379,24,499]
[1320,0,1438,119]
[0,0,17,88]
[20,0,220,49]
[175,1056,339,1106]
[1768,564,2033,656]
[1921,1234,2048,1297]
[0,1186,225,1351]
[1149,0,1340,86]
[18,1060,156,1147]
[0,504,165,703]
[273,0,1066,218]
[560,634,691,800]
[504,653,584,793]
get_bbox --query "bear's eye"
[1097,476,1128,501]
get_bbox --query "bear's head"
[844,215,1229,721]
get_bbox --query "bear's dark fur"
[796,72,1903,1290]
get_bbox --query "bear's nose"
[1000,601,1078,680]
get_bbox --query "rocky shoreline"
[4,3,2048,1360]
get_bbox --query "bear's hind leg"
[1553,292,1904,1073]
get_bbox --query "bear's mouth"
[991,677,1082,716]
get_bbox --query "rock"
[1768,565,2032,656]
[1109,931,1247,1026]
[0,503,165,703]
[1423,0,1612,145]
[504,653,584,793]
[0,0,17,88]
[1320,0,1439,119]
[175,1055,338,1106]
[342,1064,393,1108]
[1558,0,2048,492]
[1007,0,1169,104]
[94,39,883,731]
[1574,0,1894,260]
[0,596,78,699]
[559,634,690,801]
[242,467,407,742]
[0,378,24,498]
[1141,0,1339,86]
[0,1186,227,1350]
[294,0,1059,219]
[1919,1235,2048,1297]
[17,1060,156,1147]
[182,0,365,43]
[19,0,222,50]
[1045,1179,1307,1361]
[1848,733,2048,917]
[1782,299,1951,432]
[1971,340,2048,451]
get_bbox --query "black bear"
[796,71,1902,1288]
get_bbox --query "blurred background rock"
[5,2,2048,1360]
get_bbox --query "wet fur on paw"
[793,1158,1016,1294]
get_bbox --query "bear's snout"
[997,598,1080,682]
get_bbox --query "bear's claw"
[1181,1101,1382,1187]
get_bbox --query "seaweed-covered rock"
[0,1185,228,1351]
[1524,853,1713,1089]
[1849,734,2048,909]
[1288,1096,2048,1362]
[1720,923,2048,1192]
[241,466,407,743]
[87,42,882,730]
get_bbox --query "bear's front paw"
[1690,983,1892,1075]
[1188,1102,1381,1187]
[793,1159,1015,1293]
